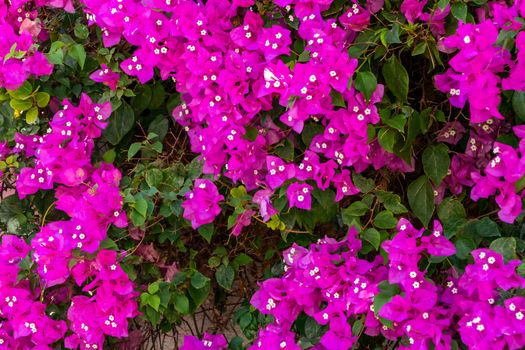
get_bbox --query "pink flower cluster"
[2,0,525,232]
[0,1,57,89]
[0,235,67,349]
[182,179,224,229]
[428,2,525,222]
[249,219,525,349]
[400,0,450,35]
[470,127,525,223]
[0,94,138,349]
[181,333,228,350]
[73,0,525,228]
[434,20,510,124]
[433,117,511,212]
[71,0,422,227]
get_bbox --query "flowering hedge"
[1,0,525,349]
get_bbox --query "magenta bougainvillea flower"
[286,182,314,210]
[182,179,224,229]
[89,64,120,90]
[250,220,525,349]
[436,121,466,145]
[252,189,278,222]
[181,333,228,350]
[400,0,426,23]
[0,87,138,350]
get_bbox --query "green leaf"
[422,144,450,186]
[374,210,397,229]
[437,198,467,237]
[7,217,21,233]
[7,81,32,100]
[382,56,409,102]
[451,2,467,22]
[402,110,421,152]
[517,262,525,277]
[127,142,142,160]
[213,246,228,258]
[191,272,210,289]
[330,89,346,108]
[133,196,148,217]
[132,85,153,114]
[10,98,32,112]
[473,218,501,238]
[198,223,214,243]
[103,101,135,145]
[362,228,381,250]
[149,83,166,109]
[407,176,435,227]
[354,71,377,101]
[215,264,235,290]
[69,44,86,70]
[309,188,339,226]
[352,318,364,337]
[512,91,525,122]
[74,22,89,40]
[343,201,370,217]
[237,312,253,331]
[130,211,146,226]
[490,237,517,261]
[378,128,398,153]
[35,92,50,108]
[99,238,119,251]
[148,294,161,311]
[233,253,253,267]
[375,191,408,214]
[46,41,65,65]
[0,196,24,223]
[437,0,450,10]
[4,43,25,62]
[146,168,163,188]
[148,282,160,294]
[384,114,407,133]
[438,198,466,221]
[159,284,170,307]
[412,42,427,56]
[208,256,221,268]
[102,149,116,163]
[25,107,39,124]
[352,173,374,192]
[297,48,311,62]
[148,115,169,141]
[373,281,400,327]
[189,281,210,308]
[455,237,477,259]
[516,174,525,192]
[304,317,323,339]
[341,213,361,230]
[348,46,362,58]
[385,24,401,44]
[274,139,294,162]
[151,141,163,153]
[173,294,190,314]
[231,185,248,199]
[301,122,324,147]
[171,272,187,287]
[266,215,286,231]
[144,305,160,325]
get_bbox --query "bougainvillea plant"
[0,0,525,349]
